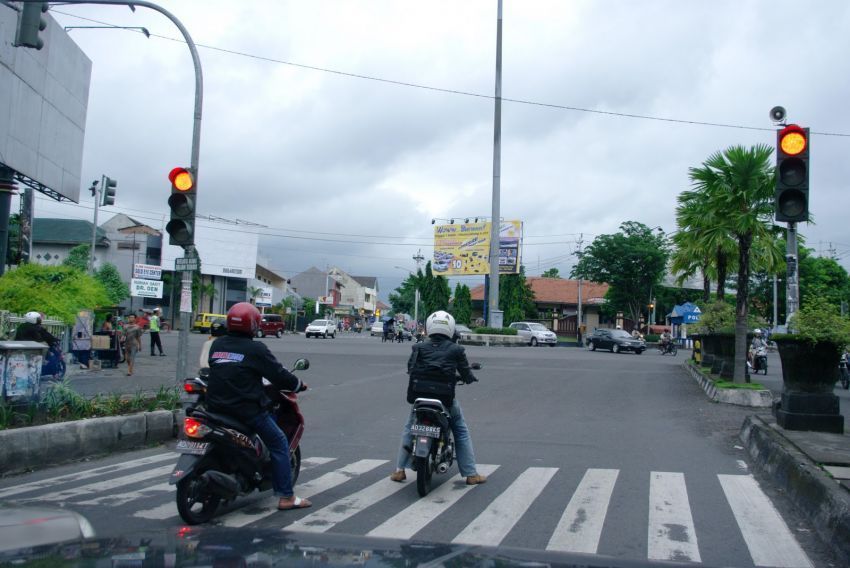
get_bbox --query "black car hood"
[1,526,717,567]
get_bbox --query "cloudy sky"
[24,0,850,300]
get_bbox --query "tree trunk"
[716,248,727,301]
[733,234,753,383]
[701,266,711,304]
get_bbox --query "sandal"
[389,470,407,482]
[278,496,312,510]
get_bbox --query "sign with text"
[318,295,334,304]
[175,256,200,272]
[133,263,162,280]
[432,220,523,276]
[130,278,164,298]
[256,287,273,307]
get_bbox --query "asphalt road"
[3,333,841,567]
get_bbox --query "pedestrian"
[149,308,165,356]
[382,319,391,343]
[136,309,150,330]
[101,313,114,332]
[123,314,143,376]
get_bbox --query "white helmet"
[425,310,456,338]
[25,311,42,324]
[754,329,762,336]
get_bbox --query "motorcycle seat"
[192,409,252,434]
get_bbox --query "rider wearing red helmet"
[206,302,311,510]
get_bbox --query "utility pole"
[576,234,583,340]
[89,177,102,273]
[413,249,424,323]
[487,0,504,329]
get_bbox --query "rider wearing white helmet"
[390,310,487,485]
[749,328,767,366]
[15,311,58,346]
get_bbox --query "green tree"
[6,213,21,266]
[571,221,670,326]
[389,269,423,316]
[688,145,783,382]
[0,264,110,323]
[420,262,450,316]
[95,263,129,305]
[541,268,561,279]
[800,251,850,311]
[62,244,91,272]
[499,266,536,325]
[451,283,472,324]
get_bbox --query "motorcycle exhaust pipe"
[201,470,240,498]
[436,462,449,474]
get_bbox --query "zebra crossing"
[0,451,813,568]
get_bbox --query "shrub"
[775,297,850,348]
[473,327,518,335]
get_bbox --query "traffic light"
[775,124,810,223]
[15,2,48,50]
[101,177,117,206]
[166,167,196,247]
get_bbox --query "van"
[258,314,285,338]
[193,312,227,333]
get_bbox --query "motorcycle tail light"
[184,417,212,438]
[183,380,206,394]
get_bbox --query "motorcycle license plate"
[411,424,441,438]
[175,439,210,455]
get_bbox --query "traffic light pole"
[88,175,103,273]
[785,222,800,327]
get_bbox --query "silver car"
[305,319,336,339]
[509,322,558,346]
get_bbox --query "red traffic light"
[168,167,194,192]
[778,124,807,156]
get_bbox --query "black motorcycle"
[170,359,309,524]
[658,341,678,356]
[839,353,850,390]
[409,363,480,497]
[749,346,768,375]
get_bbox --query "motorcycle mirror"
[470,362,482,370]
[293,358,310,371]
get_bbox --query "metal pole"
[89,175,103,273]
[487,0,504,328]
[0,166,15,276]
[785,222,799,327]
[20,186,33,264]
[772,274,778,331]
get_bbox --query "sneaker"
[389,470,406,482]
[160,353,166,356]
[466,474,487,485]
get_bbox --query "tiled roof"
[33,218,109,246]
[352,276,378,289]
[470,277,608,305]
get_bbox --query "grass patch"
[0,379,180,431]
[687,360,766,390]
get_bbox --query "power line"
[50,9,850,138]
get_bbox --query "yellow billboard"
[432,220,522,276]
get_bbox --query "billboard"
[0,8,91,202]
[161,218,258,280]
[432,220,522,276]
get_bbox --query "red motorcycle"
[170,359,309,525]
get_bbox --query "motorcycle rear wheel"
[414,456,432,497]
[176,460,222,525]
[670,345,678,356]
[841,370,850,390]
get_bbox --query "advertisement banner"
[256,287,274,307]
[432,220,522,276]
[130,278,164,299]
[133,263,162,280]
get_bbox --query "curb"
[0,410,179,476]
[739,415,850,566]
[459,334,527,347]
[682,361,774,407]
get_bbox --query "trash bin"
[0,340,49,401]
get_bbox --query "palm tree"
[688,145,782,383]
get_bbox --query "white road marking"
[648,472,701,562]
[77,482,171,506]
[24,464,175,502]
[718,474,813,568]
[221,459,387,528]
[452,467,557,546]
[0,452,175,499]
[546,468,619,553]
[367,464,500,540]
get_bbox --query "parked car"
[508,322,558,346]
[455,324,473,337]
[305,319,336,339]
[586,328,645,354]
[257,314,285,338]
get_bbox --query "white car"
[509,322,558,346]
[305,319,336,339]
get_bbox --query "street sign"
[130,278,164,298]
[133,263,162,280]
[256,287,273,307]
[175,256,199,271]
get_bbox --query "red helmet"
[226,302,261,335]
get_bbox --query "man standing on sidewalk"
[149,308,165,356]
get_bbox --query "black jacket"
[15,323,58,346]
[406,334,475,404]
[206,333,302,422]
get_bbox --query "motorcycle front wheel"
[414,456,432,497]
[841,370,850,390]
[290,446,302,485]
[176,459,222,525]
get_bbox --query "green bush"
[473,327,518,335]
[645,334,660,342]
[775,297,850,348]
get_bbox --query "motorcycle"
[396,328,406,343]
[749,346,768,375]
[41,343,67,380]
[409,363,481,497]
[658,341,678,356]
[839,353,850,390]
[170,358,309,525]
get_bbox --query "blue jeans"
[396,399,478,477]
[247,411,294,497]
